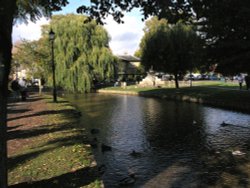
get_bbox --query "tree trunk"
[0,1,16,187]
[174,73,179,89]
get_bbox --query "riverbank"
[7,94,103,187]
[97,85,250,114]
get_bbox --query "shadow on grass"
[9,166,99,188]
[8,126,99,187]
[7,123,73,141]
[8,121,89,171]
[7,124,24,131]
[47,100,69,104]
[7,109,31,114]
[7,119,88,166]
[8,96,43,104]
[7,109,80,122]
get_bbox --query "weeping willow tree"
[44,14,116,92]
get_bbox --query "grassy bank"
[97,81,250,114]
[8,95,102,188]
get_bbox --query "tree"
[77,0,193,24]
[12,39,49,80]
[78,1,250,75]
[0,1,68,187]
[43,14,116,92]
[140,18,204,88]
[193,0,250,75]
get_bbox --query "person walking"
[238,74,244,90]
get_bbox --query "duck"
[232,150,246,156]
[73,111,82,117]
[98,164,106,175]
[101,144,112,152]
[90,138,98,148]
[129,150,142,157]
[90,128,100,134]
[220,121,230,127]
[119,173,136,186]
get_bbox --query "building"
[115,55,143,81]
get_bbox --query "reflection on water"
[64,93,250,187]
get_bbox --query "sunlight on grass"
[8,95,102,187]
[98,81,250,113]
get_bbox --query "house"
[115,55,143,81]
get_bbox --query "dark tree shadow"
[7,123,67,141]
[7,109,31,114]
[8,122,89,171]
[8,96,43,104]
[9,166,99,188]
[47,100,69,104]
[7,124,23,130]
[7,109,80,121]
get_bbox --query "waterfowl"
[90,128,100,134]
[119,173,136,186]
[220,121,229,127]
[101,144,112,152]
[232,150,246,156]
[129,150,142,157]
[98,164,106,175]
[73,111,82,117]
[90,138,98,148]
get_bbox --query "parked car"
[208,75,220,80]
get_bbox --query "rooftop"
[117,55,140,62]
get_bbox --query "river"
[64,93,250,187]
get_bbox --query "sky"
[12,1,145,55]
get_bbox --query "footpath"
[7,93,102,188]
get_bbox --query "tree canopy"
[77,0,250,75]
[140,17,204,88]
[12,39,50,79]
[77,0,193,24]
[193,0,250,74]
[46,14,116,92]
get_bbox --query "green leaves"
[140,17,204,87]
[15,0,69,22]
[49,14,115,92]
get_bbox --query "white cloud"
[12,13,145,55]
[12,17,50,43]
[104,15,144,55]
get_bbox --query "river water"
[64,93,250,187]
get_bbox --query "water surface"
[64,93,250,187]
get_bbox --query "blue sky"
[12,1,145,55]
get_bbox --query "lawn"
[7,95,102,188]
[98,80,250,113]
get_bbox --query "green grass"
[8,95,102,188]
[99,81,250,113]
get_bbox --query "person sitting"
[11,78,21,100]
[18,77,28,101]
